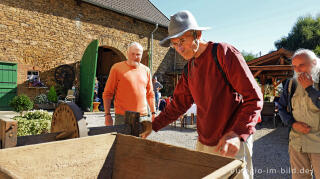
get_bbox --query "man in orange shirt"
[103,42,156,126]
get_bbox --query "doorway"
[96,47,125,110]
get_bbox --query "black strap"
[183,63,188,77]
[287,78,297,113]
[212,43,235,91]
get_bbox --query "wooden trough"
[0,103,244,178]
[0,133,243,179]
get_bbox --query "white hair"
[127,42,143,51]
[292,48,320,83]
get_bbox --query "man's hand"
[298,73,313,89]
[151,113,155,122]
[140,121,152,139]
[292,121,311,134]
[214,131,241,157]
[105,115,113,126]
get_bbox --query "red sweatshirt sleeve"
[218,43,263,141]
[152,73,194,131]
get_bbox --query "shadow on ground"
[253,118,291,179]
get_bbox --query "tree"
[275,15,320,56]
[241,51,257,62]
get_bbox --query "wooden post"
[272,77,276,96]
[261,75,265,98]
[191,113,195,125]
[125,111,140,137]
[280,56,285,65]
[0,117,17,149]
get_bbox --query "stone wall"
[0,0,176,99]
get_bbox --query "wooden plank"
[125,111,141,137]
[202,160,244,179]
[0,134,117,178]
[249,65,293,71]
[88,125,131,136]
[113,134,242,179]
[16,132,61,147]
[0,118,17,149]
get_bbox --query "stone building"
[0,0,186,110]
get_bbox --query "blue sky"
[150,0,320,56]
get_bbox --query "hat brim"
[159,27,210,47]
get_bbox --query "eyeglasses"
[170,38,186,48]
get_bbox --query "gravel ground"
[85,113,291,179]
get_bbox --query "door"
[0,62,17,110]
[79,40,99,111]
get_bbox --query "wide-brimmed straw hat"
[159,10,210,47]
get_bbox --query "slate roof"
[82,0,169,27]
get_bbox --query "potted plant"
[47,86,58,109]
[34,94,49,109]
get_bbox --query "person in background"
[152,76,163,111]
[278,49,320,179]
[102,42,156,128]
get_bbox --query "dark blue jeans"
[155,91,159,110]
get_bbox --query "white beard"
[132,61,140,68]
[293,65,320,83]
[126,61,140,68]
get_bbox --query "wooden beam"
[253,70,263,78]
[249,65,293,71]
[0,118,17,149]
[261,75,265,97]
[280,56,285,65]
[263,71,294,76]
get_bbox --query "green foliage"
[314,45,320,56]
[23,110,52,121]
[241,51,257,62]
[13,110,52,136]
[34,94,49,104]
[275,15,320,56]
[47,86,58,103]
[9,95,33,115]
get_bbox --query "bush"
[9,95,33,115]
[47,86,58,103]
[34,94,49,104]
[13,110,52,136]
[23,110,52,121]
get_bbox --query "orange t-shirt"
[103,61,155,116]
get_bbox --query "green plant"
[13,110,52,136]
[34,94,49,104]
[47,86,58,103]
[23,110,52,121]
[9,95,33,115]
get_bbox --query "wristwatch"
[151,112,156,115]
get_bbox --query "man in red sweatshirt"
[141,10,263,179]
